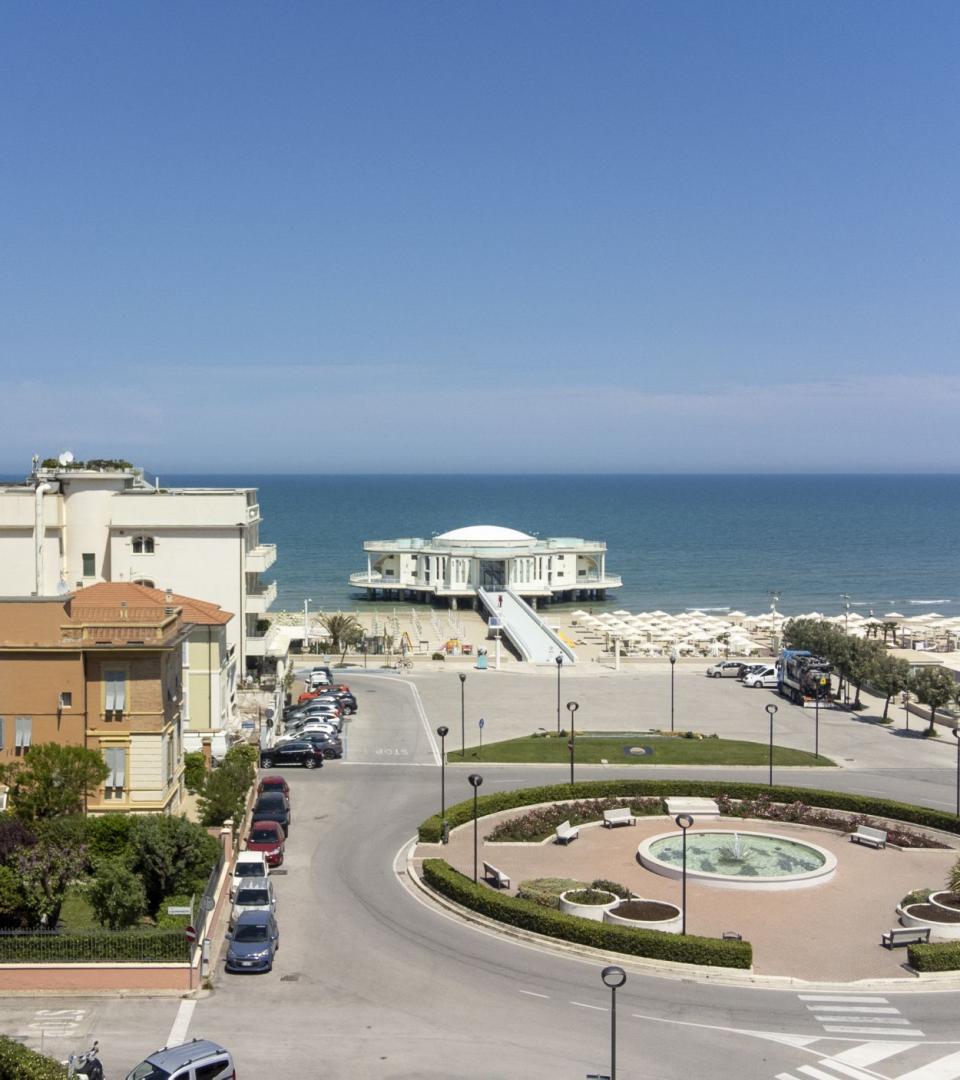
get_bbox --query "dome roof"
[435,525,535,543]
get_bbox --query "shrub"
[86,814,135,864]
[432,652,446,661]
[88,860,146,930]
[591,879,632,899]
[198,760,250,827]
[183,752,207,795]
[154,893,193,930]
[901,888,932,908]
[0,816,38,863]
[131,816,220,916]
[422,860,751,968]
[564,889,616,905]
[517,878,586,908]
[486,797,664,842]
[0,1035,67,1078]
[908,941,960,971]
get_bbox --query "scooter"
[66,1040,103,1080]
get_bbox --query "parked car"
[228,876,276,930]
[225,909,280,974]
[246,820,285,866]
[230,850,269,900]
[706,661,746,679]
[285,715,341,734]
[260,740,325,770]
[257,775,290,801]
[297,684,351,704]
[298,731,344,759]
[252,791,291,835]
[125,1039,234,1080]
[739,663,768,679]
[286,702,342,720]
[742,665,778,689]
[277,727,339,745]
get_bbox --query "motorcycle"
[66,1040,103,1080]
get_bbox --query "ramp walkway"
[478,588,576,665]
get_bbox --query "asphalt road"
[7,669,960,1080]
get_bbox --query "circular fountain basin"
[638,830,837,890]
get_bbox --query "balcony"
[246,543,276,573]
[246,580,278,614]
[245,635,267,656]
[350,571,384,586]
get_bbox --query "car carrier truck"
[778,649,834,707]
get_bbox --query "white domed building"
[350,525,621,608]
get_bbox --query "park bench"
[602,807,637,829]
[882,926,930,948]
[555,820,580,845]
[851,825,888,849]
[482,862,511,890]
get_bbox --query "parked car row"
[706,660,779,688]
[259,673,358,770]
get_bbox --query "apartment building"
[0,458,278,692]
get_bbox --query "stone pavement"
[416,808,959,982]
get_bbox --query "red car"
[246,820,285,867]
[297,684,350,704]
[258,775,290,800]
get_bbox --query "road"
[6,669,960,1080]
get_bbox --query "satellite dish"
[58,451,74,466]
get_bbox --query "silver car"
[228,876,276,930]
[706,660,746,678]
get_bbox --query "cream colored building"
[0,458,277,689]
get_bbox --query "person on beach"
[498,594,503,608]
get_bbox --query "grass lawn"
[58,888,100,930]
[447,733,834,766]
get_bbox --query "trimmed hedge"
[418,780,960,843]
[908,941,960,972]
[0,1036,67,1078]
[0,929,189,964]
[422,859,752,969]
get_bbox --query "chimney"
[165,588,173,604]
[120,600,128,620]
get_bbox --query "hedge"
[422,859,752,969]
[418,780,960,843]
[0,929,189,964]
[908,941,960,972]
[0,1036,66,1079]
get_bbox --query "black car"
[299,731,343,759]
[259,739,325,771]
[252,791,291,835]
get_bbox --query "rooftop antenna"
[57,450,74,467]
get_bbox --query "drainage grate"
[280,974,301,982]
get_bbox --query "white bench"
[603,807,636,828]
[482,862,511,889]
[665,797,721,820]
[851,826,887,849]
[555,820,580,845]
[882,926,930,948]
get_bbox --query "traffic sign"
[184,925,197,944]
[478,718,485,729]
[166,905,192,917]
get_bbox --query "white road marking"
[796,1066,851,1080]
[811,1007,900,1014]
[833,1043,919,1066]
[823,1027,925,1037]
[165,999,196,1048]
[815,1017,913,1026]
[895,1050,960,1079]
[800,996,890,1004]
[518,990,550,999]
[570,1001,606,1011]
[814,1060,886,1080]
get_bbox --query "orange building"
[0,583,228,814]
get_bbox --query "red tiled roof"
[69,582,232,625]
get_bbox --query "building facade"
[350,525,622,607]
[0,459,277,680]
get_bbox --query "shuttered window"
[15,717,32,755]
[103,748,126,797]
[104,670,126,714]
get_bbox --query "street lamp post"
[766,702,778,786]
[768,590,781,651]
[954,728,960,818]
[675,813,693,934]
[903,690,910,733]
[303,598,312,653]
[601,966,627,1080]
[436,725,448,842]
[555,654,563,735]
[459,673,466,757]
[669,647,678,732]
[566,700,579,785]
[468,773,483,883]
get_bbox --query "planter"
[899,903,960,941]
[558,890,619,922]
[929,891,960,914]
[604,898,682,933]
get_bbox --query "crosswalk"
[774,994,960,1080]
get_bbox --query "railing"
[0,928,190,964]
[350,571,383,585]
[191,854,224,956]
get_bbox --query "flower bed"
[604,899,683,933]
[487,797,664,842]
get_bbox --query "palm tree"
[319,612,364,664]
[910,665,958,735]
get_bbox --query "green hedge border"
[419,779,960,971]
[0,1035,66,1078]
[0,930,189,964]
[422,859,752,968]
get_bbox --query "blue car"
[225,909,279,973]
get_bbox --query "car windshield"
[250,829,278,842]
[235,862,262,876]
[126,1065,170,1080]
[234,923,269,943]
[236,889,269,905]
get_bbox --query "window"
[104,670,126,714]
[59,691,72,708]
[195,1061,231,1080]
[82,553,95,577]
[132,535,155,554]
[15,717,32,755]
[102,747,126,798]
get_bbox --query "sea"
[157,473,960,619]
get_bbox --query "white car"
[279,722,339,742]
[229,876,276,930]
[743,666,778,688]
[230,851,269,901]
[706,661,745,679]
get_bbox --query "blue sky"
[1,2,958,473]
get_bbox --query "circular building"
[349,524,621,607]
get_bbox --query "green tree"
[17,839,88,927]
[131,816,220,916]
[183,751,207,795]
[0,744,108,821]
[88,859,147,930]
[910,665,958,735]
[0,815,37,862]
[197,744,256,827]
[0,865,28,927]
[870,655,912,721]
[319,611,363,663]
